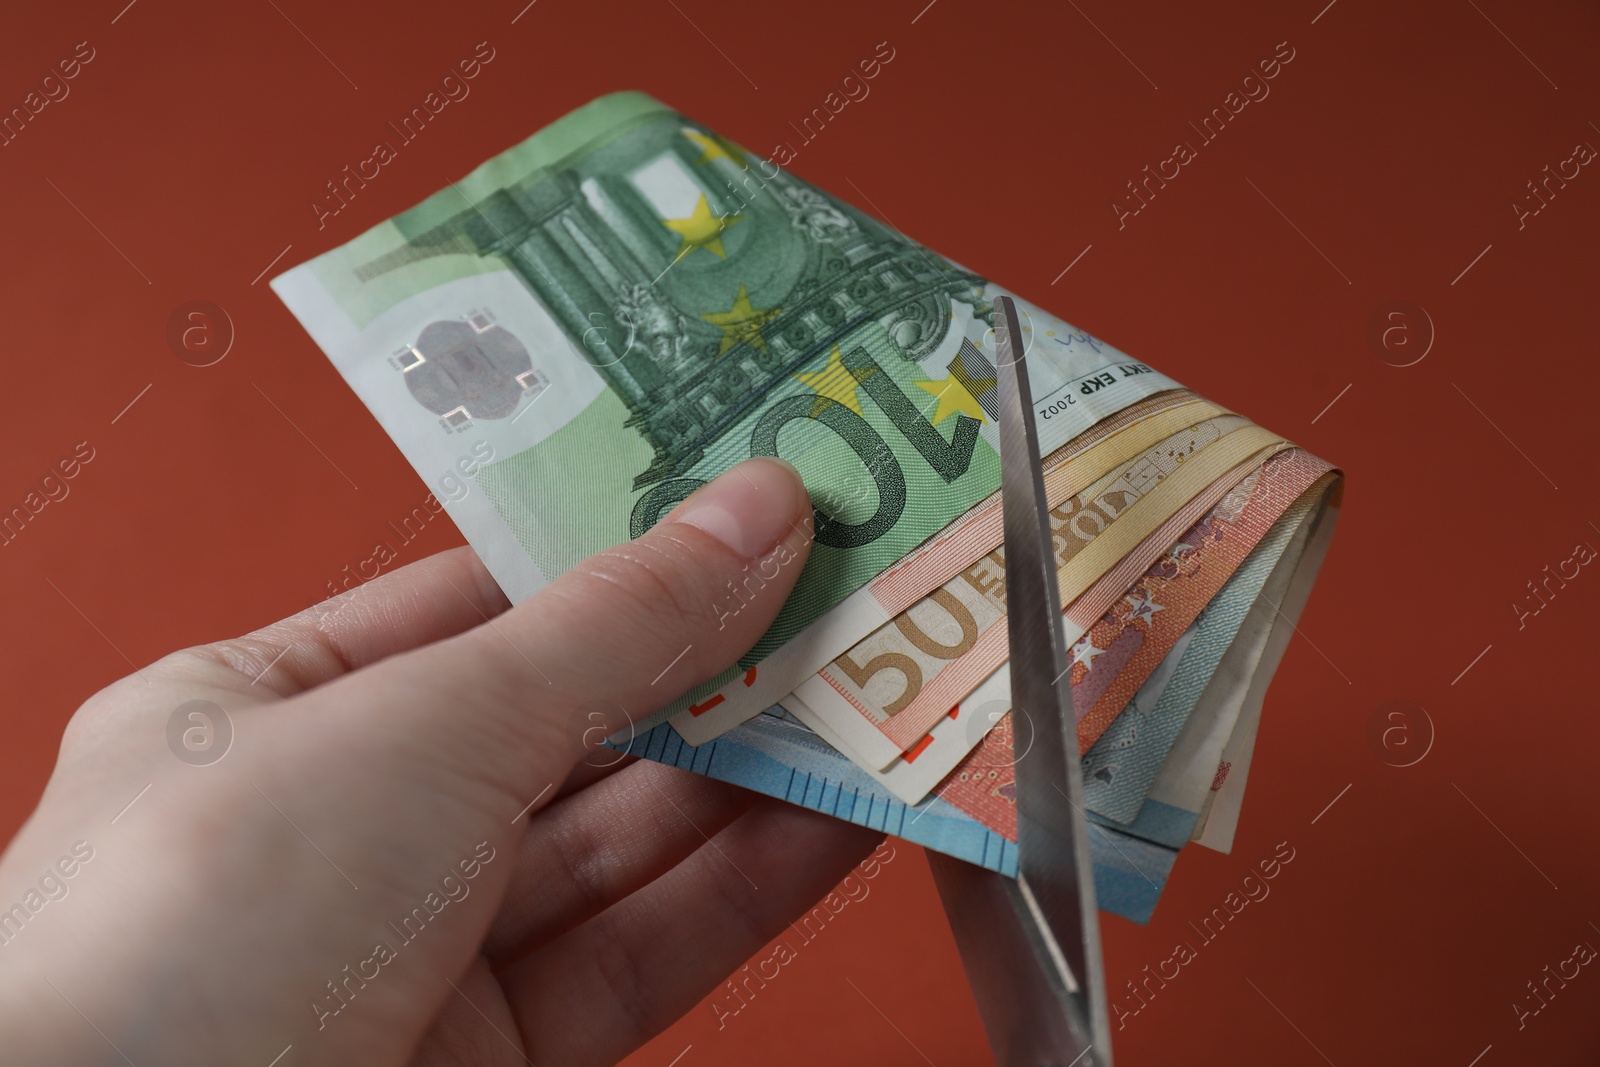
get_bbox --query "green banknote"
[274,92,1183,722]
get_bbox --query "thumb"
[343,456,815,797]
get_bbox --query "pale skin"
[0,458,883,1065]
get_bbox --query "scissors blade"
[992,295,1112,1064]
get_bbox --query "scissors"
[925,295,1114,1066]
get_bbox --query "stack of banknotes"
[274,92,1341,924]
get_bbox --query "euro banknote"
[613,709,1179,925]
[855,436,1299,762]
[915,473,1338,845]
[1081,481,1322,825]
[776,437,1314,806]
[1192,475,1341,851]
[834,444,1331,829]
[273,91,1182,729]
[812,463,1324,812]
[669,389,1224,744]
[780,617,1197,808]
[271,90,1343,925]
[788,414,1255,770]
[1068,450,1335,748]
[1090,476,1339,851]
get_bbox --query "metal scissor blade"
[927,848,1090,1066]
[931,295,1113,1065]
[989,295,1113,1063]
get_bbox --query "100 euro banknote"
[670,389,1224,744]
[273,91,1183,727]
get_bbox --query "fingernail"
[673,457,807,559]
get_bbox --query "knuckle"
[582,925,659,1046]
[566,535,726,642]
[542,818,614,922]
[701,856,769,947]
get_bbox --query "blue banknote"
[1081,489,1317,828]
[619,708,1178,924]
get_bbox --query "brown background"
[3,0,1598,1063]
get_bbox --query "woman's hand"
[0,458,883,1066]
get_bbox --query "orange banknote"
[1069,449,1336,745]
[934,447,1335,839]
[803,430,1288,763]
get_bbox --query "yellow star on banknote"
[914,372,988,424]
[793,346,864,416]
[682,129,741,165]
[702,283,781,355]
[662,194,740,260]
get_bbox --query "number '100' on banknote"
[273,91,1184,726]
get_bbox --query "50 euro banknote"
[778,618,1197,808]
[272,90,1184,731]
[795,433,1321,775]
[786,414,1263,770]
[808,450,1335,809]
[942,473,1339,845]
[706,474,1335,919]
[669,389,1228,744]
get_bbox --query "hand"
[0,458,882,1066]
